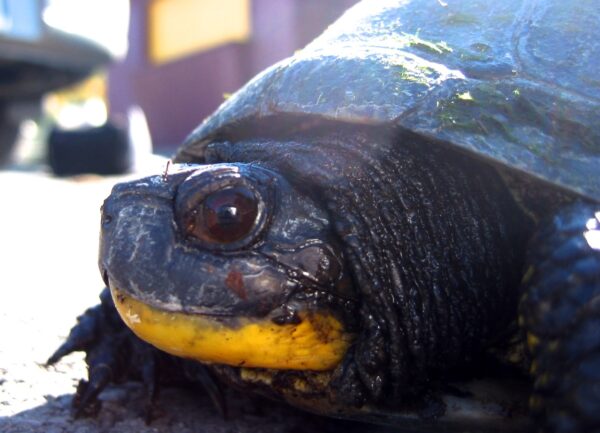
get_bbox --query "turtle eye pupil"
[185,186,259,244]
[216,205,238,225]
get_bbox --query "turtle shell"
[177,0,600,201]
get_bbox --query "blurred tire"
[48,122,131,176]
[0,107,19,167]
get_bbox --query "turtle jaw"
[110,286,353,371]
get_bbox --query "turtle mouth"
[109,286,353,371]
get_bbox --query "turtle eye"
[183,186,259,244]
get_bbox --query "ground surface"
[0,164,394,433]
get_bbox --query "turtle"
[48,0,600,432]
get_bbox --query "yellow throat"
[111,288,352,371]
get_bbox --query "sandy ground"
[0,164,394,433]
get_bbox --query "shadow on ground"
[0,381,383,433]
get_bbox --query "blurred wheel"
[0,107,19,167]
[48,122,131,176]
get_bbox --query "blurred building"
[108,0,359,151]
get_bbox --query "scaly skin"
[520,204,600,433]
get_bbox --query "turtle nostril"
[101,269,110,287]
[102,214,113,227]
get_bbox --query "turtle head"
[99,163,357,372]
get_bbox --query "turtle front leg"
[520,203,600,433]
[47,287,225,421]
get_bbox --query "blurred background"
[0,1,361,431]
[1,0,360,170]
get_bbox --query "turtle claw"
[46,305,101,366]
[181,360,227,419]
[72,379,102,418]
[48,288,135,417]
[73,345,122,417]
[46,301,121,417]
[136,341,161,424]
[72,373,110,418]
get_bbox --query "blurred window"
[149,0,250,64]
